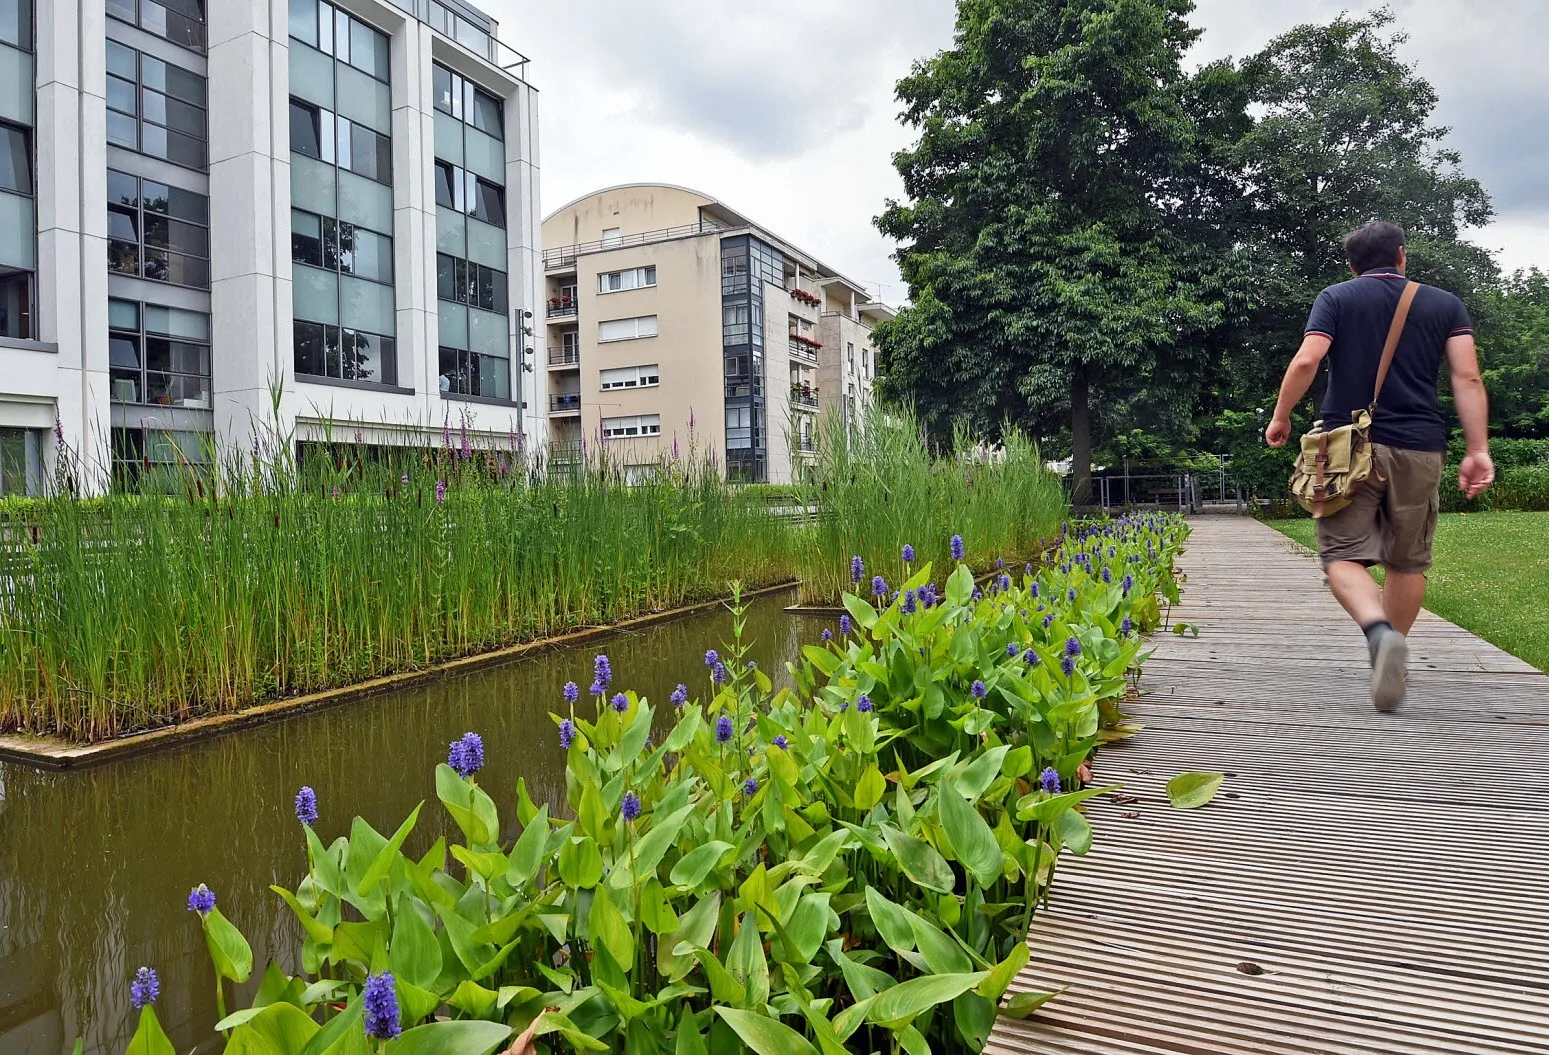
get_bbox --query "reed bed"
[793,408,1067,605]
[0,431,798,741]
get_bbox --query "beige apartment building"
[539,184,891,483]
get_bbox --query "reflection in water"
[0,590,826,1055]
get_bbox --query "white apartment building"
[0,0,544,494]
[540,184,888,485]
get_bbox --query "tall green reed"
[793,407,1066,605]
[0,419,798,741]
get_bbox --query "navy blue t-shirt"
[1304,268,1473,451]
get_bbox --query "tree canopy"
[875,3,1544,496]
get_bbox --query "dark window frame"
[435,251,507,314]
[104,41,208,171]
[291,207,394,286]
[293,318,397,386]
[289,0,390,84]
[438,344,510,401]
[105,0,207,54]
[108,297,213,408]
[107,167,211,290]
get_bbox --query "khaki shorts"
[1315,444,1444,574]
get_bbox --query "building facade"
[0,0,543,495]
[539,184,886,485]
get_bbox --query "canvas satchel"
[1289,280,1420,518]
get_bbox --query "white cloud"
[486,0,1549,301]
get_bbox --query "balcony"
[788,335,820,365]
[549,442,584,469]
[547,298,578,320]
[796,438,816,454]
[543,220,730,270]
[790,387,819,410]
[550,393,581,414]
[548,347,580,368]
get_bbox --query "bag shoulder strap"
[1371,280,1420,413]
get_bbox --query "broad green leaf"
[227,1003,320,1054]
[1017,784,1120,823]
[399,980,441,1024]
[898,1024,931,1055]
[1166,772,1225,810]
[880,825,956,894]
[863,887,915,951]
[1002,989,1066,1019]
[953,992,997,1050]
[976,941,1029,1002]
[579,780,610,846]
[866,972,988,1027]
[507,805,550,887]
[686,946,746,1004]
[854,765,886,812]
[436,765,497,847]
[359,802,422,896]
[831,995,876,1041]
[588,883,635,966]
[1001,746,1033,779]
[448,980,500,1019]
[390,893,442,990]
[612,803,696,888]
[385,1020,512,1055]
[640,878,680,935]
[726,911,770,1009]
[783,893,831,963]
[713,1007,819,1055]
[956,746,1010,802]
[936,780,1004,889]
[842,593,879,631]
[1056,809,1093,855]
[126,1007,175,1055]
[202,907,254,983]
[670,841,734,889]
[557,836,604,888]
[271,885,334,945]
[660,893,721,981]
[798,828,851,874]
[305,825,345,895]
[824,940,897,1002]
[945,565,974,606]
[297,997,361,1055]
[909,913,971,975]
[675,1009,708,1055]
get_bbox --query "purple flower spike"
[970,680,987,699]
[851,555,865,583]
[872,575,888,597]
[839,615,852,635]
[902,590,917,614]
[857,695,873,713]
[558,718,576,749]
[1061,655,1076,676]
[1023,649,1037,665]
[130,966,160,1009]
[621,791,641,822]
[950,535,965,561]
[610,693,629,713]
[1121,616,1134,635]
[821,628,834,642]
[1007,643,1020,657]
[772,735,789,750]
[1039,767,1062,795]
[187,884,216,916]
[448,732,485,777]
[363,972,402,1040]
[435,480,446,503]
[294,786,318,827]
[715,715,734,743]
[743,777,759,796]
[901,544,915,563]
[1065,637,1082,657]
[563,681,580,704]
[705,649,720,667]
[1043,613,1054,628]
[712,662,728,685]
[670,684,688,706]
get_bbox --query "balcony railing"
[549,442,584,467]
[543,221,729,269]
[796,439,816,453]
[550,393,581,413]
[788,337,820,364]
[386,0,530,77]
[790,390,819,410]
[547,301,578,319]
[548,347,580,367]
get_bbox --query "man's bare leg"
[1382,569,1427,635]
[1326,560,1408,711]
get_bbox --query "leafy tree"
[874,0,1238,501]
[1473,271,1549,437]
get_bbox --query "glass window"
[347,122,390,183]
[141,89,204,136]
[471,177,503,227]
[142,179,208,223]
[0,122,29,193]
[434,160,457,209]
[291,210,323,266]
[316,0,332,54]
[340,224,391,283]
[470,89,501,136]
[0,0,32,51]
[107,111,138,149]
[107,75,137,114]
[348,18,388,81]
[433,65,454,114]
[141,55,204,106]
[288,0,318,46]
[109,299,211,406]
[289,100,322,158]
[436,253,456,301]
[0,271,33,338]
[333,7,350,63]
[293,319,327,377]
[108,169,138,206]
[107,206,138,242]
[107,40,136,78]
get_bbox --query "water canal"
[0,589,825,1055]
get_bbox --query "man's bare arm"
[1447,333,1494,498]
[1264,333,1332,447]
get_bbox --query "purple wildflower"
[743,777,759,796]
[998,574,1011,591]
[1030,582,1040,599]
[851,556,865,583]
[1122,574,1134,595]
[901,544,915,563]
[772,735,789,750]
[610,693,629,713]
[715,715,733,743]
[435,480,446,503]
[187,884,215,916]
[840,701,850,712]
[621,791,641,822]
[872,575,888,597]
[821,628,834,642]
[594,654,612,692]
[950,535,965,561]
[1065,637,1082,657]
[747,660,757,670]
[1060,655,1076,676]
[563,681,580,704]
[1023,649,1037,665]
[294,786,318,827]
[712,662,728,685]
[363,972,401,1040]
[1067,588,1077,602]
[1121,616,1134,635]
[448,732,485,777]
[903,590,918,614]
[130,966,159,1009]
[1102,567,1112,584]
[857,695,873,713]
[839,615,852,635]
[971,680,987,699]
[1006,642,1019,657]
[997,558,1005,570]
[558,718,576,749]
[705,649,719,667]
[670,683,688,706]
[1043,613,1055,628]
[1039,767,1062,795]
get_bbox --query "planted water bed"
[31,516,1186,1055]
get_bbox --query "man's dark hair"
[1343,221,1407,273]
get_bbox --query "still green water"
[0,589,825,1055]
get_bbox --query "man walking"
[1265,221,1495,711]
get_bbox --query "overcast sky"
[489,0,1548,303]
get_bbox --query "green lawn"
[1267,512,1549,672]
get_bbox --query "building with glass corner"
[0,0,543,494]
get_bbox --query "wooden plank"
[991,517,1549,1054]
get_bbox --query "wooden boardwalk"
[993,516,1549,1055]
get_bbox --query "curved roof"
[541,182,744,225]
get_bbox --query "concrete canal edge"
[0,580,799,772]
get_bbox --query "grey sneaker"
[1371,628,1409,712]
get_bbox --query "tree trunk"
[1071,368,1092,506]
